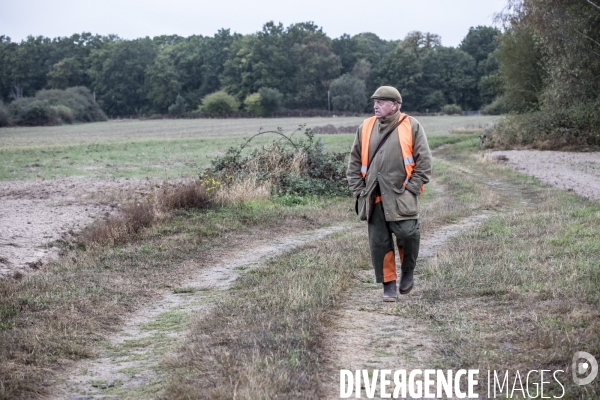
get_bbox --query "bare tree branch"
[575,28,600,49]
[585,0,600,10]
[239,127,300,151]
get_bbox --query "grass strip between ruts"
[163,227,370,399]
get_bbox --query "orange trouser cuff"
[383,250,397,282]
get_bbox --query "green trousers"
[368,202,420,284]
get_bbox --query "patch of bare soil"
[488,150,600,201]
[0,178,160,279]
[51,224,350,399]
[321,214,491,400]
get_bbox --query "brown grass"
[209,143,307,205]
[3,136,597,398]
[160,180,211,210]
[81,202,156,245]
[81,180,211,245]
[418,158,504,236]
[410,195,600,397]
[449,123,494,135]
[212,176,272,205]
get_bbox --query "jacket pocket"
[356,192,368,221]
[396,189,419,216]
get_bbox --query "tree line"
[0,23,502,120]
[491,0,600,148]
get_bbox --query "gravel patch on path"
[489,150,600,201]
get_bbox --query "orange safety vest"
[360,113,424,200]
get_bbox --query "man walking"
[347,86,432,301]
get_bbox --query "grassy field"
[0,116,498,181]
[3,114,596,399]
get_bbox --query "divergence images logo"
[572,351,598,386]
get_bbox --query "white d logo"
[572,351,598,385]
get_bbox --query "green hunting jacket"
[347,110,432,221]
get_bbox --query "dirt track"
[52,224,350,399]
[489,150,600,201]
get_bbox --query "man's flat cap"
[371,86,402,103]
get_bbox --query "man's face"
[374,99,398,118]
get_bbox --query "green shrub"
[244,93,264,116]
[490,99,600,149]
[204,127,350,198]
[9,98,58,126]
[198,91,239,115]
[257,87,283,116]
[330,74,367,112]
[0,100,10,127]
[8,88,106,126]
[35,87,107,122]
[423,91,447,112]
[52,105,75,123]
[482,97,508,115]
[168,94,187,116]
[441,104,462,115]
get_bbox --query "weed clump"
[488,99,600,150]
[82,181,211,245]
[82,202,155,245]
[203,126,350,203]
[160,181,211,210]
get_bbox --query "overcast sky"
[1,0,505,47]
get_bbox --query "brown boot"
[399,269,414,294]
[382,280,397,302]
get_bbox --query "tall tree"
[199,30,236,100]
[492,0,600,146]
[477,50,504,105]
[221,22,340,109]
[145,46,182,113]
[401,31,442,58]
[458,26,502,106]
[369,46,422,111]
[287,23,341,108]
[47,33,109,89]
[0,23,512,116]
[88,38,157,116]
[221,22,295,102]
[47,57,86,90]
[421,47,478,110]
[331,34,358,75]
[459,26,501,65]
[1,36,54,99]
[0,36,19,101]
[332,32,394,75]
